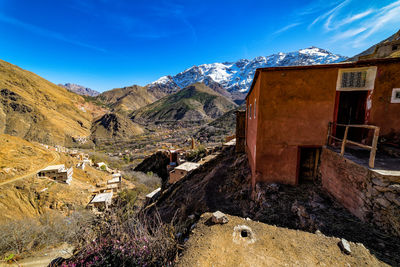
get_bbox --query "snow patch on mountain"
[149,47,347,93]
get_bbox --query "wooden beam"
[340,126,349,156]
[369,127,380,168]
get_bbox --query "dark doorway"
[298,147,321,184]
[336,91,368,142]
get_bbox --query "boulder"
[211,211,229,224]
[338,238,351,255]
[372,178,389,187]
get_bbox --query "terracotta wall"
[369,62,400,137]
[246,75,260,188]
[256,69,337,184]
[246,60,400,185]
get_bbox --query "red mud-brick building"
[245,57,400,188]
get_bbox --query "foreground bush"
[65,212,178,266]
[0,210,94,256]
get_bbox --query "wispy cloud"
[330,27,367,42]
[300,0,400,49]
[273,22,302,35]
[323,9,372,32]
[308,0,352,29]
[350,1,400,47]
[0,13,106,52]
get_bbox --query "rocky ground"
[145,146,400,266]
[178,212,388,267]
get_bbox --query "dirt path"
[0,150,60,187]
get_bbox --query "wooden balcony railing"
[326,122,380,168]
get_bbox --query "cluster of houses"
[165,138,229,184]
[88,172,123,211]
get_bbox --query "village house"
[37,164,73,184]
[106,173,122,192]
[76,161,85,170]
[146,187,161,201]
[169,162,200,183]
[96,162,107,170]
[358,30,400,60]
[88,192,113,210]
[245,57,400,235]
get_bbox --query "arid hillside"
[0,134,53,183]
[0,59,92,145]
[91,112,145,141]
[131,83,237,123]
[96,85,157,114]
[0,134,113,223]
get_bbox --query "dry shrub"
[0,210,95,257]
[125,171,161,189]
[65,211,178,266]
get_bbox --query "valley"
[1,32,400,266]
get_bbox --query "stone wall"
[320,147,400,236]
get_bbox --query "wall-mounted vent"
[341,71,367,88]
[391,88,400,103]
[336,66,377,91]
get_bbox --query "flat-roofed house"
[89,192,113,210]
[37,164,73,184]
[107,173,122,192]
[245,57,400,188]
[146,187,161,201]
[169,162,200,183]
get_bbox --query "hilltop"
[131,83,237,124]
[91,112,145,141]
[96,85,157,114]
[0,59,93,145]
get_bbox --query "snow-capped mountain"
[149,47,347,94]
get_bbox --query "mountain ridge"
[147,47,347,96]
[0,59,92,145]
[59,83,100,97]
[131,82,237,123]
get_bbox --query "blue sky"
[0,0,399,92]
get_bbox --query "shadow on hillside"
[144,146,400,266]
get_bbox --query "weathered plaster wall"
[246,74,260,188]
[370,62,400,138]
[256,68,337,184]
[320,148,400,236]
[245,59,400,186]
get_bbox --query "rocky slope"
[0,134,53,183]
[91,112,144,141]
[131,83,237,123]
[145,146,400,265]
[59,83,100,97]
[0,59,92,145]
[148,47,347,97]
[0,135,111,223]
[195,105,244,143]
[348,29,400,61]
[96,85,157,114]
